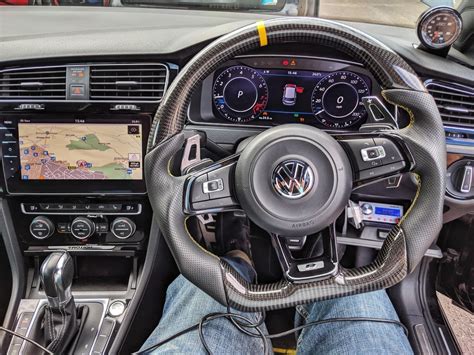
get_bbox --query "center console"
[1,114,152,255]
[0,60,177,354]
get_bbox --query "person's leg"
[295,290,413,355]
[140,260,267,354]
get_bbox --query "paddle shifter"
[40,251,79,354]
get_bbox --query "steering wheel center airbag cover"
[235,124,352,236]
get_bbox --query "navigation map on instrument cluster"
[18,123,143,180]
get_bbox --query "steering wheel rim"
[145,17,446,312]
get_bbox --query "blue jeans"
[141,262,413,354]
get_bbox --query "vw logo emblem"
[272,160,314,199]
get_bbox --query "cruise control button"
[358,161,406,181]
[374,137,404,164]
[191,174,209,203]
[192,197,238,211]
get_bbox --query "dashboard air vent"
[90,63,168,101]
[0,66,67,100]
[425,80,474,127]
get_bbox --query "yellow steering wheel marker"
[256,21,268,47]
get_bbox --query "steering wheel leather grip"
[383,89,446,272]
[145,18,446,311]
[145,133,228,304]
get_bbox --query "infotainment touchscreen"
[18,122,143,180]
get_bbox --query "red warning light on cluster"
[282,59,297,66]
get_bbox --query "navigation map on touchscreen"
[18,123,143,180]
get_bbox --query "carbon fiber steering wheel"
[145,18,446,312]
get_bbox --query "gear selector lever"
[41,251,75,308]
[39,251,79,354]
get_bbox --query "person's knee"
[302,290,399,321]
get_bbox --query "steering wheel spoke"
[184,155,241,215]
[335,133,415,187]
[272,226,339,283]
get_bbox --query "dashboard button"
[0,129,16,142]
[3,157,18,176]
[23,203,40,213]
[123,204,139,213]
[97,223,108,233]
[57,223,70,233]
[2,142,18,156]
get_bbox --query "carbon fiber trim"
[148,17,425,149]
[221,226,407,312]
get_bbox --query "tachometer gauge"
[213,66,268,123]
[417,6,462,52]
[311,71,369,128]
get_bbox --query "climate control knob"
[30,216,54,240]
[71,217,95,240]
[111,218,136,240]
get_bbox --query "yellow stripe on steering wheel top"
[256,21,268,47]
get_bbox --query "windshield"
[0,0,463,28]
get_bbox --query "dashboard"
[0,8,472,354]
[189,55,388,129]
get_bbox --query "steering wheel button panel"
[207,164,234,199]
[191,174,209,202]
[358,161,406,181]
[341,138,382,170]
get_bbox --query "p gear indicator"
[213,66,268,123]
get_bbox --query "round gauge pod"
[416,6,462,53]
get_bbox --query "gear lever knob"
[40,251,74,308]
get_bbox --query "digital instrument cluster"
[207,57,374,129]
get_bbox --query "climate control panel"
[28,215,138,241]
[12,200,150,252]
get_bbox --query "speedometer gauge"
[213,66,268,123]
[311,71,369,128]
[417,6,462,51]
